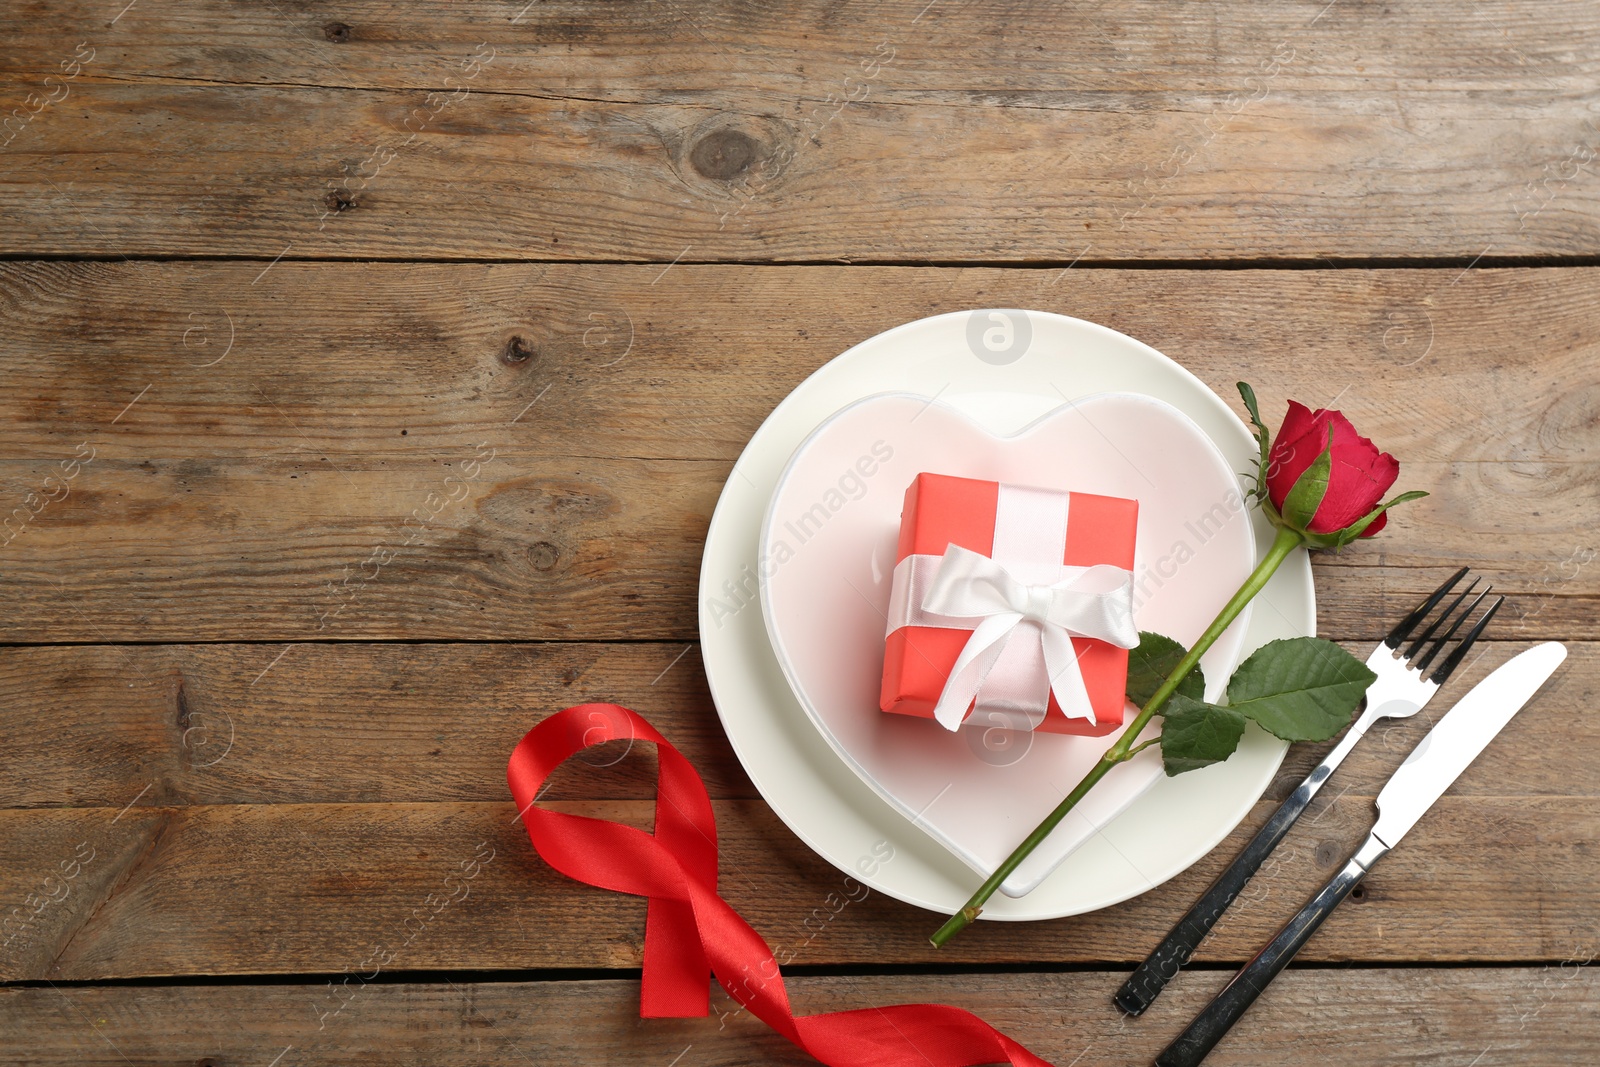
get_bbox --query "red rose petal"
[1307,410,1401,533]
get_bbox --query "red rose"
[1265,401,1400,536]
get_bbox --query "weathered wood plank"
[0,0,1597,259]
[0,641,745,809]
[0,454,724,641]
[6,0,1596,93]
[5,968,1598,1066]
[4,263,1599,466]
[0,639,1590,810]
[0,263,1595,641]
[2,791,1595,980]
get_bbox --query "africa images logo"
[965,309,1033,366]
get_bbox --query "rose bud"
[1266,400,1400,537]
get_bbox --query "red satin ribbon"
[508,703,1053,1067]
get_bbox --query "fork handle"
[1154,834,1389,1067]
[1113,718,1370,1016]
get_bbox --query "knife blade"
[1155,640,1568,1067]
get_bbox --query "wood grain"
[5,262,1599,466]
[0,638,1591,811]
[0,641,743,809]
[0,454,723,642]
[1,1,1598,259]
[7,0,1596,93]
[0,263,1596,642]
[5,968,1598,1066]
[2,789,1595,981]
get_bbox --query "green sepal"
[1328,490,1430,548]
[1236,381,1272,503]
[1279,425,1334,531]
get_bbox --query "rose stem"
[928,524,1304,947]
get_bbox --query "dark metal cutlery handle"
[1154,835,1388,1067]
[1114,753,1338,1016]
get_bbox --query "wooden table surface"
[3,2,1598,1064]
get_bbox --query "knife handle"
[1114,719,1368,1017]
[1154,834,1389,1067]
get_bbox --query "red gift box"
[879,472,1139,737]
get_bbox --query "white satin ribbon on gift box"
[883,482,1138,732]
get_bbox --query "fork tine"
[1427,596,1505,684]
[1404,578,1481,661]
[1385,566,1470,648]
[1414,586,1488,672]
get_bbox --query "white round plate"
[699,310,1314,919]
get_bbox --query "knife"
[1154,640,1568,1067]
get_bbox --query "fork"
[1113,567,1500,1016]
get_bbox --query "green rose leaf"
[1125,631,1205,708]
[1159,693,1247,776]
[1225,636,1376,742]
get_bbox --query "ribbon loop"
[509,704,1053,1067]
[920,545,1137,731]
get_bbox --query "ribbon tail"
[1040,625,1095,726]
[643,896,709,1016]
[643,734,717,1016]
[931,612,1022,731]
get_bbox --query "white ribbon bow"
[921,544,1139,731]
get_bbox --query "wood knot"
[323,21,352,42]
[502,335,535,365]
[323,190,354,214]
[528,541,560,571]
[1313,840,1341,869]
[689,128,759,181]
[197,1058,223,1067]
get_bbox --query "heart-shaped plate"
[759,392,1257,896]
